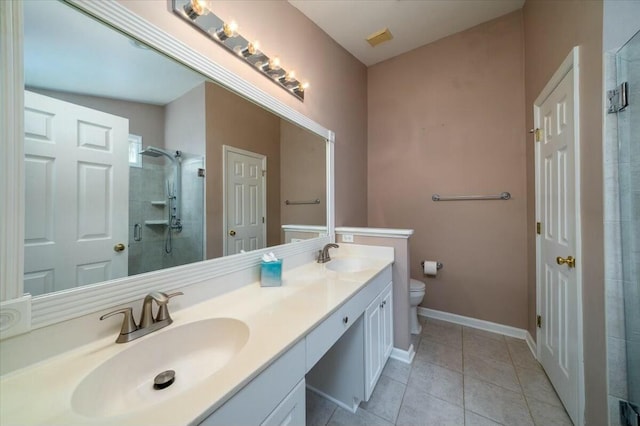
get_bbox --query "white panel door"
[224,146,266,255]
[537,69,578,422]
[24,91,129,295]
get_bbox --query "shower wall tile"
[605,166,621,221]
[607,337,628,400]
[604,221,624,281]
[606,279,626,339]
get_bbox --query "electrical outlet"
[341,234,354,243]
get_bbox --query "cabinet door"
[364,296,382,401]
[381,283,394,360]
[261,379,305,426]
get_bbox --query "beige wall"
[116,0,368,228]
[205,83,281,259]
[522,1,606,423]
[165,83,206,157]
[367,12,528,329]
[280,120,326,233]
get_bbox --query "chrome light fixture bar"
[173,0,308,101]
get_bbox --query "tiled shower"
[605,28,640,426]
[128,152,204,276]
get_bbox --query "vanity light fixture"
[173,0,308,101]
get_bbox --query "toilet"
[410,278,426,334]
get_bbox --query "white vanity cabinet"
[199,265,393,425]
[364,282,393,401]
[199,340,306,426]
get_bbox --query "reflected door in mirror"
[224,146,266,255]
[24,91,129,295]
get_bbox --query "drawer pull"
[343,316,349,324]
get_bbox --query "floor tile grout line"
[391,370,410,425]
[507,337,537,425]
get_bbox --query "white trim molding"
[418,307,528,339]
[0,0,25,303]
[390,345,416,364]
[335,227,415,239]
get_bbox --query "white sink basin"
[71,318,249,418]
[325,258,378,273]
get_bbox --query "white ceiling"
[23,0,206,106]
[288,0,525,66]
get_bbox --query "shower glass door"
[617,28,640,416]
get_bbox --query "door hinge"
[262,170,266,177]
[262,217,265,224]
[537,315,542,328]
[536,222,541,235]
[608,82,629,114]
[197,168,205,177]
[529,128,542,142]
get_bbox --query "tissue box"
[261,259,283,287]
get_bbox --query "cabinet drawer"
[305,266,391,371]
[260,379,305,426]
[200,339,305,426]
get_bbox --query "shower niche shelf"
[150,201,167,206]
[145,220,169,226]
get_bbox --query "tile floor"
[306,317,573,426]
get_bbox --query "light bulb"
[184,0,210,19]
[239,41,259,57]
[301,82,310,90]
[263,57,281,71]
[215,21,239,41]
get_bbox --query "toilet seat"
[410,278,425,292]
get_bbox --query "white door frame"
[222,145,267,256]
[534,46,584,425]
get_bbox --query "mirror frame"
[0,0,335,337]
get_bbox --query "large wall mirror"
[22,0,328,297]
[1,0,333,322]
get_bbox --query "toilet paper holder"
[421,261,443,270]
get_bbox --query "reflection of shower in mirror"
[139,146,183,253]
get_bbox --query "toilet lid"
[410,279,425,292]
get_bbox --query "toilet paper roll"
[423,261,439,276]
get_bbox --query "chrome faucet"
[100,291,183,343]
[317,243,339,263]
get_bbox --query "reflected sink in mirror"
[325,258,379,273]
[71,318,249,418]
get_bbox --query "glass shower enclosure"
[616,28,640,425]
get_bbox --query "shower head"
[139,146,176,161]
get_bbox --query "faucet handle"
[100,307,138,335]
[155,291,184,322]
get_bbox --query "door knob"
[229,230,236,236]
[114,243,126,252]
[556,255,576,268]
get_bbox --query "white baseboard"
[390,344,415,364]
[306,384,360,414]
[525,331,537,359]
[417,307,528,340]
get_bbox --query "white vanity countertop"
[0,251,393,426]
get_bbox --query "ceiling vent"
[366,28,393,47]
